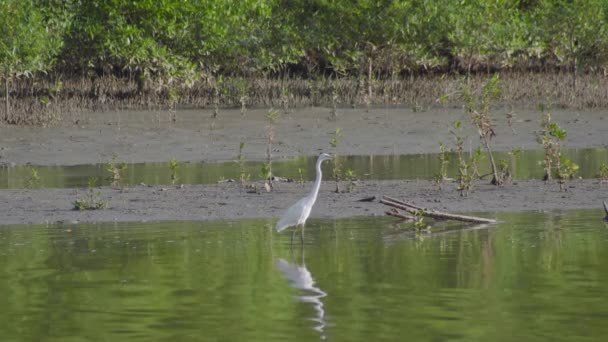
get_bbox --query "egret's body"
[276,153,331,242]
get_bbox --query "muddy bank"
[1,179,606,226]
[1,107,607,166]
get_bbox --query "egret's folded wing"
[276,197,307,232]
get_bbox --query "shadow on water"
[1,147,607,189]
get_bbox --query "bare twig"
[385,208,415,221]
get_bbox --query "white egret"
[276,152,332,243]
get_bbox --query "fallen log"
[380,195,497,224]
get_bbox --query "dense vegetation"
[1,0,608,122]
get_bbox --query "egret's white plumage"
[276,153,331,233]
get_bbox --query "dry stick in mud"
[380,195,497,224]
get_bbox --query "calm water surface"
[1,210,608,341]
[1,147,606,189]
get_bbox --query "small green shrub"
[106,155,127,187]
[74,178,107,210]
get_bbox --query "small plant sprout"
[329,128,342,193]
[432,173,444,191]
[535,113,577,191]
[297,167,305,187]
[263,109,279,191]
[470,146,485,179]
[106,155,127,188]
[212,75,223,118]
[169,159,180,185]
[506,147,523,180]
[73,177,107,210]
[536,113,566,181]
[330,90,339,120]
[343,168,357,193]
[238,80,249,116]
[26,167,41,189]
[237,142,250,187]
[450,121,473,196]
[462,74,502,185]
[413,210,428,231]
[557,156,579,191]
[280,87,290,114]
[434,141,451,190]
[599,163,608,182]
[168,87,179,122]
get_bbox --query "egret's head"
[318,152,332,162]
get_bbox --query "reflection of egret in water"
[276,258,328,336]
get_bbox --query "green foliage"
[73,177,107,210]
[3,1,608,84]
[0,0,64,122]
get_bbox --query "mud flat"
[0,107,607,225]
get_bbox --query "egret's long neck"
[309,158,324,201]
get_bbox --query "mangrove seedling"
[297,167,305,188]
[436,141,451,188]
[106,155,127,188]
[26,167,41,189]
[556,156,579,191]
[238,79,249,116]
[343,168,357,193]
[329,128,342,193]
[237,142,250,187]
[461,74,502,185]
[169,159,179,185]
[470,146,485,179]
[73,177,107,210]
[450,121,473,196]
[413,210,428,231]
[330,91,339,121]
[432,173,444,191]
[599,162,608,182]
[168,87,179,122]
[263,109,279,191]
[536,113,567,181]
[280,87,290,114]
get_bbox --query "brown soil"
[1,106,607,225]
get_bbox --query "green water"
[1,147,607,189]
[1,210,608,341]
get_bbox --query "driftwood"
[385,208,415,221]
[380,195,497,224]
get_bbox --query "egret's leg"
[291,225,298,247]
[300,224,305,245]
